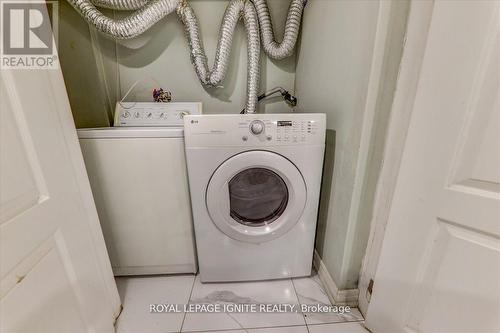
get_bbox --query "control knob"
[250,120,265,135]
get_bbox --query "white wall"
[59,0,297,128]
[296,0,408,293]
[59,1,113,128]
[295,0,381,290]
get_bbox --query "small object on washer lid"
[153,88,172,103]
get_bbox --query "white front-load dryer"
[184,114,326,282]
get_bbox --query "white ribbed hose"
[177,0,260,113]
[67,0,180,39]
[68,0,306,113]
[252,0,306,60]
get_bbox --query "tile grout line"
[291,276,312,333]
[225,311,250,333]
[290,277,308,329]
[179,274,197,333]
[306,319,365,326]
[181,276,309,333]
[181,323,310,333]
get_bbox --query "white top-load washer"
[184,113,326,282]
[77,103,201,276]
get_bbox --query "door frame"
[357,0,436,315]
[43,65,122,319]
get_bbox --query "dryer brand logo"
[1,1,58,69]
[190,120,199,124]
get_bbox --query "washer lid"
[206,150,307,243]
[77,127,184,139]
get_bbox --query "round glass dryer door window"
[229,168,289,226]
[206,150,307,243]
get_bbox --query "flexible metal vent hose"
[88,0,306,60]
[90,0,150,10]
[67,0,180,39]
[69,0,306,113]
[177,0,260,113]
[252,0,306,60]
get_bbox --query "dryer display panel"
[277,121,292,127]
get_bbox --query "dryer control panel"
[184,113,326,147]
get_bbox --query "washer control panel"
[184,113,326,147]
[114,102,202,126]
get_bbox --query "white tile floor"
[115,271,366,333]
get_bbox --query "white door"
[0,25,120,333]
[366,1,500,333]
[206,150,306,243]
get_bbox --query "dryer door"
[206,150,307,243]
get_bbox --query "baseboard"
[313,250,359,306]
